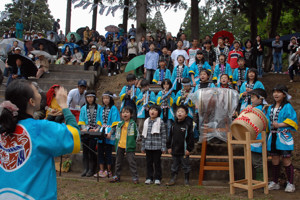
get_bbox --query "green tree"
[146,11,166,33]
[0,0,54,34]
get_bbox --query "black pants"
[289,64,299,80]
[82,137,97,170]
[108,61,118,74]
[128,54,136,61]
[84,61,100,71]
[146,150,162,181]
[171,155,190,174]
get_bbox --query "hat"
[91,45,97,49]
[146,33,152,37]
[78,80,87,87]
[106,48,110,51]
[15,47,21,51]
[130,36,135,40]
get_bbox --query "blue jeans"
[256,55,263,76]
[273,52,282,72]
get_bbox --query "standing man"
[187,39,200,67]
[128,24,136,37]
[53,19,60,34]
[67,80,87,122]
[272,34,283,73]
[15,19,23,39]
[144,43,159,83]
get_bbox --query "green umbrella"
[66,32,81,43]
[125,55,145,72]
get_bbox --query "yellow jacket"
[85,50,100,64]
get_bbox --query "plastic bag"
[191,88,239,142]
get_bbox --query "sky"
[0,0,206,36]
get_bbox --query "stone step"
[49,64,86,71]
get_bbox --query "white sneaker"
[144,179,153,184]
[285,182,295,193]
[113,72,116,75]
[268,181,280,190]
[154,180,161,185]
[108,73,111,77]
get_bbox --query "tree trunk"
[249,0,258,41]
[123,0,129,33]
[92,0,99,30]
[136,0,147,43]
[65,0,72,34]
[191,0,200,40]
[264,0,283,71]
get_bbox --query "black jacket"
[203,49,216,66]
[167,118,194,156]
[11,65,27,78]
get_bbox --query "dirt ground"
[57,172,300,200]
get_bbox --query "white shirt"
[171,49,189,67]
[67,88,86,110]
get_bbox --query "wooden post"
[228,132,235,195]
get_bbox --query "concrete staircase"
[0,64,99,100]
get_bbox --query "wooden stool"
[227,131,269,199]
[198,126,229,185]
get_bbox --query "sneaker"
[113,72,116,75]
[99,170,108,178]
[285,182,295,193]
[107,171,112,178]
[133,179,139,184]
[154,180,161,185]
[110,176,120,183]
[108,73,111,77]
[268,181,280,190]
[290,80,293,83]
[145,179,153,185]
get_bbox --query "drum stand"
[227,131,268,199]
[198,124,230,185]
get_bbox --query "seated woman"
[7,58,27,86]
[35,55,50,79]
[71,48,83,65]
[59,45,72,64]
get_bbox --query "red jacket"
[108,55,118,62]
[227,50,243,69]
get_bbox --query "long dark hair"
[85,90,98,109]
[102,91,114,108]
[195,50,204,64]
[271,84,289,108]
[246,68,258,83]
[0,80,34,135]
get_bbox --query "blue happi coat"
[191,61,211,84]
[239,81,265,110]
[119,85,141,111]
[97,105,121,145]
[212,63,233,83]
[152,68,172,84]
[136,90,156,118]
[156,90,175,120]
[0,117,80,200]
[250,105,267,153]
[171,65,189,90]
[175,89,195,118]
[232,67,249,90]
[266,103,298,151]
[78,104,101,127]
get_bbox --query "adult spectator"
[166,32,176,52]
[243,39,256,68]
[47,32,56,43]
[128,36,138,60]
[53,19,60,34]
[138,36,146,55]
[2,30,10,39]
[15,19,23,39]
[67,80,87,121]
[254,35,264,78]
[142,33,152,53]
[144,43,159,83]
[7,58,27,86]
[214,37,229,65]
[58,30,65,43]
[4,46,22,77]
[181,33,190,51]
[9,27,16,38]
[35,55,49,79]
[128,24,136,37]
[288,36,298,67]
[271,34,283,73]
[84,45,100,71]
[289,47,300,83]
[171,40,189,67]
[177,28,183,40]
[83,26,91,41]
[118,24,125,36]
[187,39,200,67]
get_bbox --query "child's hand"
[192,81,196,87]
[106,132,112,139]
[246,88,251,92]
[168,149,172,154]
[56,87,68,109]
[242,92,247,96]
[185,150,190,156]
[272,122,279,128]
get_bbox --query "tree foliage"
[0,0,54,34]
[146,11,166,33]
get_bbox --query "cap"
[91,45,97,49]
[106,48,110,51]
[130,36,135,39]
[15,47,21,50]
[146,33,152,37]
[78,80,87,87]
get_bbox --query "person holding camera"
[289,47,300,83]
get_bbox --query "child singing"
[267,84,298,193]
[191,50,211,85]
[233,57,249,91]
[217,74,233,89]
[212,54,232,85]
[152,59,172,85]
[156,79,175,137]
[171,55,189,93]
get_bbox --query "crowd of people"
[0,20,299,200]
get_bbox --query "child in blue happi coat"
[247,88,268,181]
[136,79,156,136]
[95,91,120,178]
[191,50,211,85]
[212,54,232,85]
[171,55,189,93]
[119,73,141,120]
[152,59,172,85]
[78,90,101,177]
[175,78,195,120]
[217,74,234,89]
[233,57,249,91]
[239,68,264,111]
[156,79,175,137]
[267,84,298,193]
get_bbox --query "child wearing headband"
[267,84,298,193]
